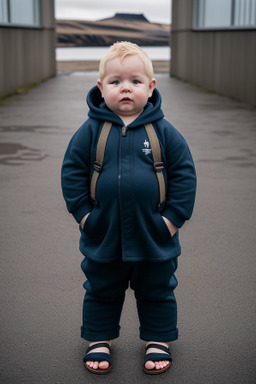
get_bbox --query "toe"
[144,360,155,370]
[99,361,109,370]
[156,360,170,370]
[94,361,100,370]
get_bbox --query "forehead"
[105,54,145,75]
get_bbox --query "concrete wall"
[171,0,256,107]
[0,0,56,98]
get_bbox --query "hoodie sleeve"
[61,122,93,223]
[161,127,197,228]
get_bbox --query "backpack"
[90,122,166,206]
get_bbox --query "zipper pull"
[122,126,127,137]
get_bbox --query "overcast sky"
[54,0,172,24]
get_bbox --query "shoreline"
[56,60,170,73]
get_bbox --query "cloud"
[54,0,172,24]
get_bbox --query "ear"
[97,79,104,97]
[148,78,156,98]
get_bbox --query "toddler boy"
[61,42,196,375]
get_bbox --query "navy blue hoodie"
[61,86,196,262]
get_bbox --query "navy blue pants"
[81,257,178,342]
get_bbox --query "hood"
[87,86,164,127]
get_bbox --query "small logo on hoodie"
[142,139,152,155]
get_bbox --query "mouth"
[120,97,132,102]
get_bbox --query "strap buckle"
[154,161,164,172]
[94,161,102,172]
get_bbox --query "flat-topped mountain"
[56,13,170,47]
[103,13,149,22]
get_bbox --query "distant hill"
[103,13,149,22]
[56,13,170,47]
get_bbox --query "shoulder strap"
[90,121,112,203]
[145,123,166,206]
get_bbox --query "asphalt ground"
[0,71,256,384]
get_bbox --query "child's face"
[97,54,156,123]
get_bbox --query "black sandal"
[143,343,172,375]
[83,342,112,374]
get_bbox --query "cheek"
[136,90,150,104]
[104,89,118,103]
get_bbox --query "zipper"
[119,126,127,186]
[118,135,122,185]
[122,126,127,137]
[119,125,128,257]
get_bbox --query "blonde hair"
[99,41,154,81]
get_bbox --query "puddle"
[212,130,234,137]
[198,156,256,168]
[0,143,47,165]
[0,125,61,134]
[197,102,247,111]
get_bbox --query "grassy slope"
[56,15,170,47]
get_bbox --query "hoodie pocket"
[83,207,107,241]
[152,213,173,243]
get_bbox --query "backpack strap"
[90,121,112,203]
[145,123,166,206]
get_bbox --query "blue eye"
[133,80,140,84]
[111,80,119,85]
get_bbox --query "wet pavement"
[0,71,256,384]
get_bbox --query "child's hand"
[162,216,177,237]
[80,213,90,229]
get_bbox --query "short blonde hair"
[99,41,154,81]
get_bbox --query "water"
[56,46,170,61]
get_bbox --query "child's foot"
[144,341,172,374]
[83,341,112,374]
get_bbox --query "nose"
[121,81,131,92]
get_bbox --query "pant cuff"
[140,327,178,342]
[81,326,120,341]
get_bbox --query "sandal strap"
[83,352,112,364]
[86,342,111,353]
[144,352,172,364]
[145,343,170,354]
